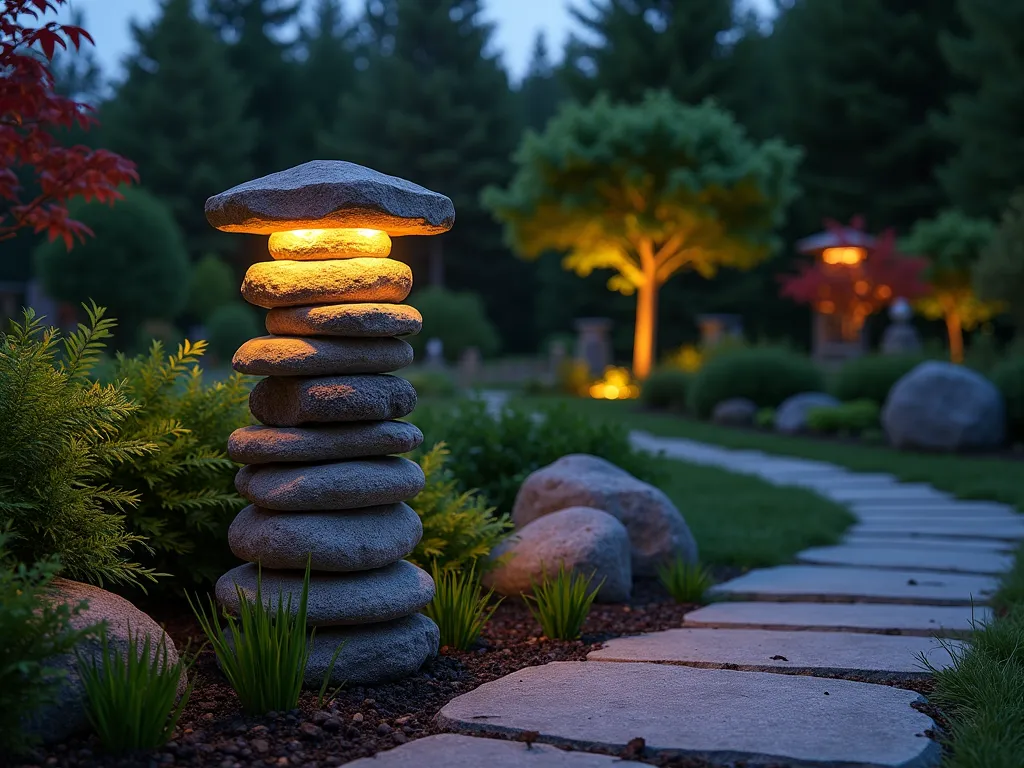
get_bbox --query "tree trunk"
[946,310,964,364]
[633,273,658,380]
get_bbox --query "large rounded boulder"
[774,392,839,434]
[512,454,698,576]
[882,361,1006,451]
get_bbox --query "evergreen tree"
[292,0,355,151]
[936,0,1024,218]
[518,32,566,133]
[100,0,254,258]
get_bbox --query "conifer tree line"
[23,0,1024,356]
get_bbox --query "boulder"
[228,421,423,464]
[774,392,840,434]
[882,361,1006,451]
[265,303,423,339]
[23,580,185,745]
[232,336,414,377]
[307,613,439,686]
[483,507,631,602]
[512,454,697,576]
[711,397,757,427]
[249,373,416,427]
[241,258,412,309]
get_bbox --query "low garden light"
[588,366,640,400]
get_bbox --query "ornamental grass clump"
[423,562,501,650]
[657,557,714,604]
[76,625,191,752]
[524,563,603,641]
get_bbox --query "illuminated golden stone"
[242,258,412,309]
[268,228,392,261]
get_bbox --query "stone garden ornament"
[205,160,455,685]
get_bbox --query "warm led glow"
[821,246,866,266]
[876,285,892,299]
[854,280,869,295]
[588,366,640,400]
[819,300,836,314]
[268,227,392,261]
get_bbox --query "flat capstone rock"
[587,627,959,679]
[437,661,940,768]
[235,456,425,511]
[241,258,412,309]
[249,374,416,427]
[797,544,1015,575]
[306,613,439,686]
[216,560,433,626]
[265,303,423,338]
[342,734,648,767]
[710,564,998,605]
[233,336,413,377]
[205,160,455,236]
[683,601,991,637]
[228,421,423,464]
[850,519,1024,541]
[228,503,422,571]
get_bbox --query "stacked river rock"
[204,160,455,685]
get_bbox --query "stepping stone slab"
[228,502,422,571]
[204,159,455,236]
[820,487,952,504]
[233,336,413,376]
[437,661,940,768]
[217,560,433,626]
[797,544,1015,575]
[242,258,412,309]
[342,734,648,768]
[710,565,997,605]
[587,627,959,679]
[265,302,422,338]
[249,374,416,427]
[841,534,1016,553]
[307,613,439,686]
[235,456,425,511]
[849,501,1018,516]
[851,509,1019,523]
[851,520,1024,541]
[228,420,423,464]
[683,601,991,637]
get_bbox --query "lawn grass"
[515,396,1024,511]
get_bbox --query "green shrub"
[641,368,690,412]
[831,354,926,404]
[187,253,237,321]
[806,399,881,436]
[415,399,663,515]
[408,287,500,362]
[204,302,262,362]
[755,407,776,429]
[556,358,591,396]
[422,562,500,650]
[524,563,603,641]
[687,347,823,419]
[404,368,459,398]
[77,625,191,752]
[1,533,95,754]
[991,357,1024,441]
[657,557,713,604]
[407,444,512,572]
[0,305,156,586]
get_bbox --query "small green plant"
[189,561,341,715]
[806,399,881,436]
[76,625,191,752]
[755,407,776,429]
[523,563,603,641]
[641,368,690,412]
[422,562,501,650]
[657,557,713,604]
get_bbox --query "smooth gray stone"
[205,160,455,236]
[241,258,413,309]
[233,336,413,376]
[841,534,1017,552]
[483,506,632,603]
[774,392,840,434]
[265,302,423,338]
[437,662,940,768]
[235,456,425,511]
[342,734,648,767]
[683,601,991,637]
[588,628,960,679]
[216,560,434,626]
[228,421,423,464]
[228,503,422,571]
[249,374,416,427]
[710,397,757,427]
[710,565,998,605]
[306,613,439,686]
[850,520,1024,541]
[797,544,1015,575]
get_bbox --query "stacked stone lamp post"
[204,160,454,685]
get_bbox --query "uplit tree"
[901,211,1001,364]
[484,92,801,379]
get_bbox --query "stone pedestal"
[880,298,922,355]
[574,317,612,378]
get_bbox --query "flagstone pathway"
[345,430,1019,767]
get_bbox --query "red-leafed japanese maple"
[0,0,137,247]
[779,218,929,341]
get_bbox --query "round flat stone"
[265,303,422,338]
[249,374,416,427]
[268,228,392,261]
[216,560,434,626]
[228,421,423,464]
[232,336,413,376]
[228,503,422,571]
[241,258,412,309]
[306,613,439,686]
[235,456,425,511]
